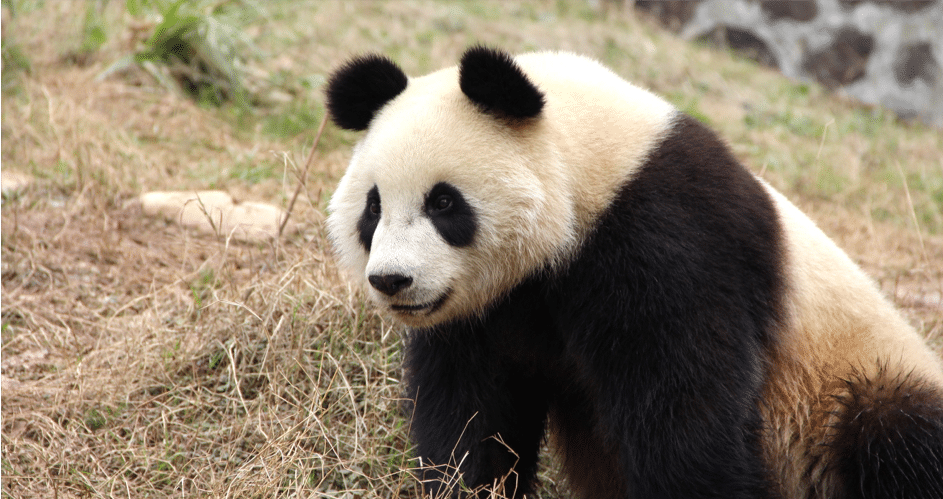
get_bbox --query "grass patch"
[101,0,262,107]
[1,39,31,92]
[2,1,941,498]
[262,102,324,138]
[79,2,107,56]
[228,159,278,184]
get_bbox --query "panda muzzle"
[389,292,451,315]
[368,273,413,296]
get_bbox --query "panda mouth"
[390,291,450,315]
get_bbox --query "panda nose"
[368,273,413,296]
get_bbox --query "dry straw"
[2,2,940,498]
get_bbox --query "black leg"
[404,324,549,498]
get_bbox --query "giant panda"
[324,46,943,499]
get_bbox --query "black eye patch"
[357,185,381,251]
[424,182,476,247]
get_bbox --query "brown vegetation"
[2,1,940,497]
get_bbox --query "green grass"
[262,101,323,138]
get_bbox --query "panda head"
[325,46,581,328]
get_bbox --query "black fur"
[326,54,408,131]
[357,185,381,251]
[424,182,477,247]
[356,182,477,253]
[405,281,553,498]
[828,366,943,499]
[368,273,412,296]
[405,113,786,498]
[459,46,545,120]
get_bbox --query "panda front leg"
[403,325,549,499]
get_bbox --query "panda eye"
[369,200,381,215]
[423,182,476,247]
[433,195,452,212]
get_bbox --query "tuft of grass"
[79,2,107,55]
[102,0,262,107]
[189,267,218,311]
[1,40,31,92]
[83,408,108,432]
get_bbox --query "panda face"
[355,179,477,323]
[326,48,674,328]
[326,68,579,327]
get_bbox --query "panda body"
[325,47,943,498]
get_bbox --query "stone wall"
[634,0,943,127]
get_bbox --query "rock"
[1,171,33,196]
[138,190,294,242]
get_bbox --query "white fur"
[756,180,943,496]
[764,181,943,385]
[327,51,675,327]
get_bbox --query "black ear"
[326,54,408,131]
[459,45,544,119]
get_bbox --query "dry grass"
[2,1,941,498]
